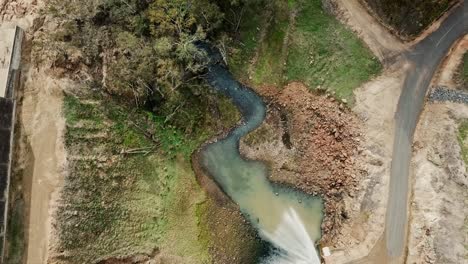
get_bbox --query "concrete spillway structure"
[0,26,23,262]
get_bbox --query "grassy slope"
[287,0,381,102]
[230,0,381,103]
[252,1,290,86]
[228,5,263,81]
[50,0,381,262]
[57,92,258,263]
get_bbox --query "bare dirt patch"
[434,35,468,90]
[239,82,362,243]
[331,0,404,63]
[408,102,468,264]
[324,65,407,263]
[18,70,68,264]
[1,1,67,263]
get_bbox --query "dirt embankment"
[191,151,264,264]
[359,0,458,40]
[406,44,468,263]
[19,71,68,264]
[238,82,363,243]
[408,102,468,263]
[323,65,407,263]
[329,0,404,63]
[434,35,468,90]
[1,0,68,264]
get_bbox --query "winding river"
[198,45,324,263]
[196,3,466,262]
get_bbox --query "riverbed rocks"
[240,82,363,243]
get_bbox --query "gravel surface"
[429,86,468,104]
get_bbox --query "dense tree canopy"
[46,0,262,131]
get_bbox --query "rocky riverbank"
[239,82,363,243]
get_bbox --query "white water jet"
[261,208,321,264]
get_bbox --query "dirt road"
[20,70,67,264]
[326,2,466,263]
[386,4,465,258]
[334,0,404,63]
[1,1,66,263]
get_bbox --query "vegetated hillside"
[44,0,261,134]
[53,91,263,263]
[230,0,381,103]
[32,0,381,262]
[35,0,267,262]
[361,0,457,38]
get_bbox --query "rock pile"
[240,82,363,243]
[429,86,468,104]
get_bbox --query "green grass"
[57,91,255,263]
[253,1,291,85]
[288,0,298,9]
[228,5,263,80]
[229,0,381,103]
[286,0,381,103]
[58,94,208,262]
[158,161,211,262]
[457,120,468,168]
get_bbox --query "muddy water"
[199,49,324,259]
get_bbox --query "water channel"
[198,45,324,263]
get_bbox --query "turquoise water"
[199,47,324,261]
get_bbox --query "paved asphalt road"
[386,3,466,258]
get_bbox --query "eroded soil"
[408,102,468,263]
[240,82,363,243]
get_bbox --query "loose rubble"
[429,86,468,104]
[240,82,363,243]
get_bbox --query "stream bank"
[240,82,364,244]
[194,46,324,263]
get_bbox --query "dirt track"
[326,1,466,263]
[387,4,464,258]
[334,0,404,63]
[1,1,67,263]
[20,70,66,264]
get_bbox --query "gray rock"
[428,86,468,104]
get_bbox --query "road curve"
[386,3,466,258]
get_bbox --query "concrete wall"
[0,26,23,262]
[0,29,16,98]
